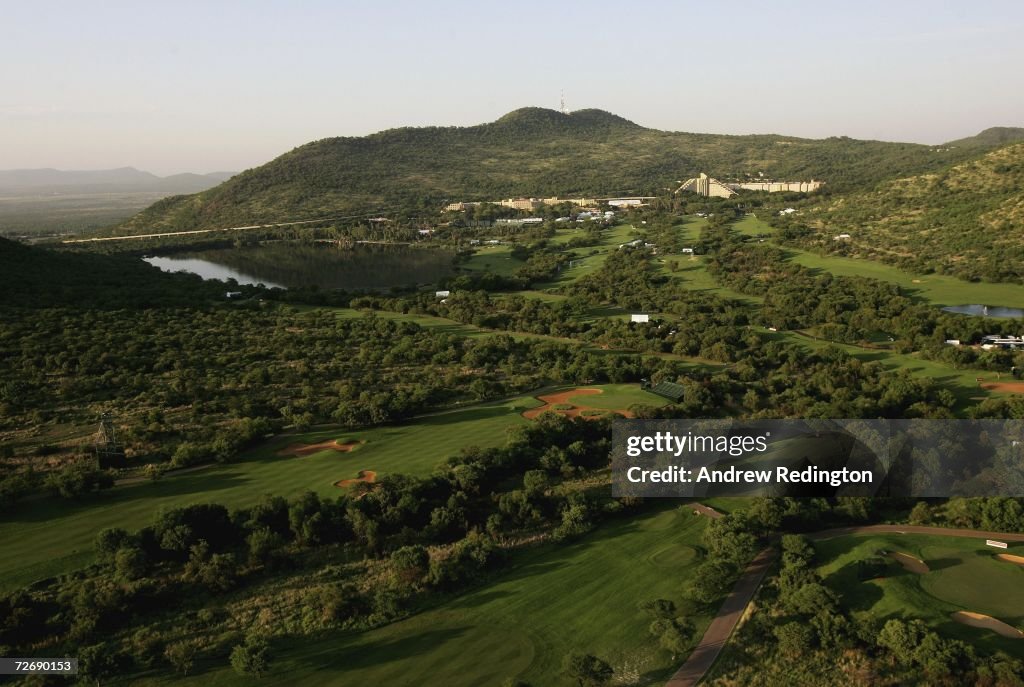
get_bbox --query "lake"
[144,242,456,290]
[942,304,1024,319]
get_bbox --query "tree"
[686,560,737,604]
[113,545,148,582]
[638,599,676,619]
[165,641,197,676]
[563,652,614,687]
[908,501,932,525]
[774,621,815,657]
[230,633,271,678]
[390,545,429,585]
[94,528,131,564]
[659,625,690,660]
[79,642,120,686]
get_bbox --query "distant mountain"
[0,168,235,194]
[112,107,988,236]
[797,142,1024,282]
[945,127,1024,149]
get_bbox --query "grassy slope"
[142,506,713,687]
[799,143,1024,280]
[0,398,540,593]
[815,533,1024,657]
[742,215,1024,307]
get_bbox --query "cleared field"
[0,398,541,593]
[815,534,1024,656]
[144,506,714,687]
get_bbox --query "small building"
[833,233,851,240]
[647,381,686,403]
[631,314,650,324]
[944,339,961,346]
[980,335,1024,349]
[418,229,433,235]
[435,290,451,298]
[681,247,694,254]
[618,239,644,249]
[225,291,243,299]
[779,208,797,215]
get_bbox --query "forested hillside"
[111,108,980,235]
[786,143,1024,282]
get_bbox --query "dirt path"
[666,519,1024,686]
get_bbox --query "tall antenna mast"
[560,90,567,115]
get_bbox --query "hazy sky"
[2,0,1022,175]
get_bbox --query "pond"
[144,242,456,290]
[942,304,1024,319]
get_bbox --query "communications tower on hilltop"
[560,90,568,115]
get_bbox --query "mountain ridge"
[108,108,1019,236]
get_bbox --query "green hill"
[110,107,979,236]
[793,142,1024,282]
[945,126,1024,149]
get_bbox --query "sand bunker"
[277,439,361,457]
[952,611,1024,639]
[996,553,1024,566]
[334,470,377,489]
[981,381,1024,394]
[888,551,929,574]
[522,388,634,420]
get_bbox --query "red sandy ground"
[334,470,377,489]
[276,439,361,457]
[522,388,635,420]
[981,381,1024,393]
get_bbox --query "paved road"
[665,518,1024,686]
[665,545,775,687]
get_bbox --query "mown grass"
[461,244,524,276]
[0,398,541,593]
[815,533,1024,657]
[142,506,714,687]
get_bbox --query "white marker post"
[986,540,1008,549]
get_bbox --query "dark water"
[942,304,1024,319]
[144,242,455,290]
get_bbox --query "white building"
[631,314,651,324]
[435,290,451,298]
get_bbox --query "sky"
[2,0,1022,175]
